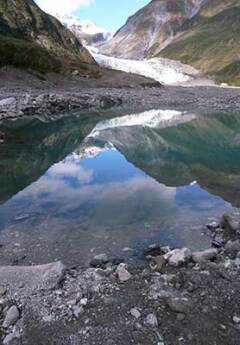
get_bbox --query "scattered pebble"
[145,313,158,327]
[130,308,141,319]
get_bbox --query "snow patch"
[88,109,197,138]
[56,14,112,44]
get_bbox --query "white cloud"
[36,0,94,16]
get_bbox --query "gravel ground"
[1,67,240,345]
[1,213,240,344]
[0,67,240,121]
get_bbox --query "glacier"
[89,48,212,85]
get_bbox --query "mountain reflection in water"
[0,108,239,265]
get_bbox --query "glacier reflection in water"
[0,108,239,266]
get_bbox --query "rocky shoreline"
[1,212,240,344]
[1,85,240,122]
[1,68,240,121]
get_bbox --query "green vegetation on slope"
[160,3,240,86]
[0,35,62,73]
[0,0,96,74]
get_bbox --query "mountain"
[160,0,240,85]
[57,15,112,46]
[0,0,96,74]
[99,0,206,59]
[100,0,239,85]
[0,113,103,205]
[87,109,240,207]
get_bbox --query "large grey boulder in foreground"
[0,261,66,293]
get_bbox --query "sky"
[36,0,150,32]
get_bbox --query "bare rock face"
[99,0,206,59]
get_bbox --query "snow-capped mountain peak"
[57,14,105,35]
[56,14,112,46]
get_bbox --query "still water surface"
[0,109,239,265]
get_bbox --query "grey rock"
[36,94,45,103]
[116,263,131,282]
[207,221,220,230]
[3,306,20,328]
[3,332,20,345]
[80,298,88,306]
[145,313,158,327]
[225,240,240,257]
[0,287,7,296]
[72,70,79,76]
[192,248,218,263]
[0,261,66,293]
[130,308,141,319]
[177,313,186,321]
[90,253,109,268]
[212,235,224,248]
[233,316,240,324]
[0,97,16,107]
[23,93,31,105]
[150,255,166,272]
[221,214,240,234]
[164,248,192,266]
[144,244,163,257]
[72,306,84,319]
[167,297,193,314]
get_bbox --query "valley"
[0,0,240,344]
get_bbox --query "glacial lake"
[0,108,240,266]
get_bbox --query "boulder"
[150,255,166,272]
[0,97,16,107]
[3,332,20,345]
[221,214,240,234]
[207,221,220,231]
[145,313,158,327]
[90,254,109,268]
[116,263,131,282]
[192,248,218,263]
[3,306,20,328]
[164,248,192,266]
[167,297,193,314]
[130,308,141,319]
[144,244,163,257]
[225,240,240,258]
[0,261,66,293]
[212,235,224,248]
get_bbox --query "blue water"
[0,108,239,265]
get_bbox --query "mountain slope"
[99,0,206,59]
[0,0,95,73]
[160,0,240,85]
[88,109,240,207]
[99,0,239,85]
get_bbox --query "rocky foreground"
[1,213,240,345]
[1,67,240,121]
